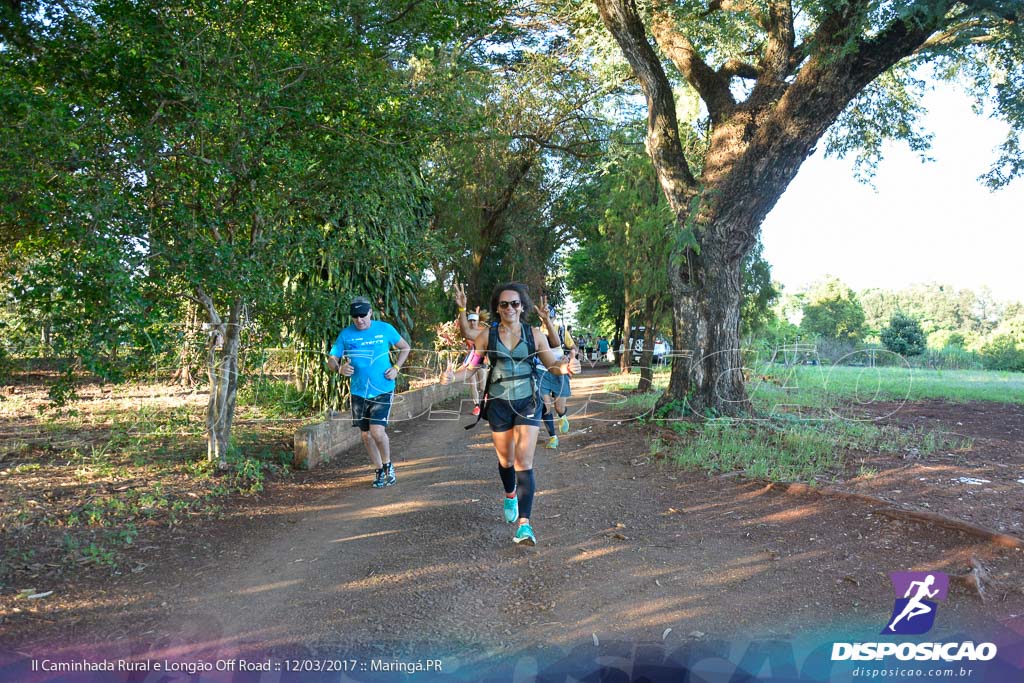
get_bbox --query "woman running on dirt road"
[442,282,580,546]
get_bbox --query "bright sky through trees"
[761,82,1024,303]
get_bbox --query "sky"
[759,82,1024,305]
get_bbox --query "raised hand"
[454,282,468,310]
[440,359,455,385]
[534,293,551,323]
[338,356,354,377]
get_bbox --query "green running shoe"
[513,522,536,546]
[503,495,519,523]
[558,414,570,434]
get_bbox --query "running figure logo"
[883,572,949,635]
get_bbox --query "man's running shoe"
[372,464,396,488]
[558,414,570,434]
[546,435,558,449]
[503,495,519,523]
[513,522,536,546]
[472,404,481,416]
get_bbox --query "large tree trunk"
[668,245,748,415]
[594,0,948,418]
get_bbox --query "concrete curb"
[293,383,469,469]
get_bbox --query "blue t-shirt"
[330,321,403,398]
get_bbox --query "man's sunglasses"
[351,312,369,319]
[497,300,521,309]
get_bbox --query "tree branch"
[649,3,736,119]
[592,0,698,213]
[719,58,760,80]
[761,0,795,81]
[914,18,1000,52]
[705,0,767,29]
[508,133,605,159]
[192,286,222,327]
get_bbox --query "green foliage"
[927,329,966,351]
[236,376,313,419]
[567,236,625,334]
[741,243,780,336]
[979,336,1024,372]
[979,330,1024,372]
[0,346,12,382]
[966,314,1024,372]
[424,28,605,309]
[800,277,866,342]
[1,0,521,442]
[668,417,966,483]
[826,68,933,183]
[41,368,79,411]
[860,283,1002,339]
[880,313,926,357]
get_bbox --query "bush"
[880,313,926,357]
[979,334,1024,372]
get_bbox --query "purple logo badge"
[883,572,949,635]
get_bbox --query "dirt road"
[6,373,1024,678]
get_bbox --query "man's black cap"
[350,296,372,317]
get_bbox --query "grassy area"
[603,364,1011,482]
[762,365,1024,404]
[1,375,314,575]
[604,364,1023,408]
[652,417,969,482]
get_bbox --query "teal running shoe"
[513,522,537,546]
[503,495,519,523]
[558,414,570,434]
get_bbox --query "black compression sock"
[542,408,555,436]
[515,469,535,520]
[498,464,516,495]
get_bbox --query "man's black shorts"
[351,392,393,431]
[486,394,542,433]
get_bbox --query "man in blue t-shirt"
[327,296,411,488]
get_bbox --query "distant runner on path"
[328,295,411,489]
[444,282,580,546]
[456,304,488,417]
[535,297,575,450]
